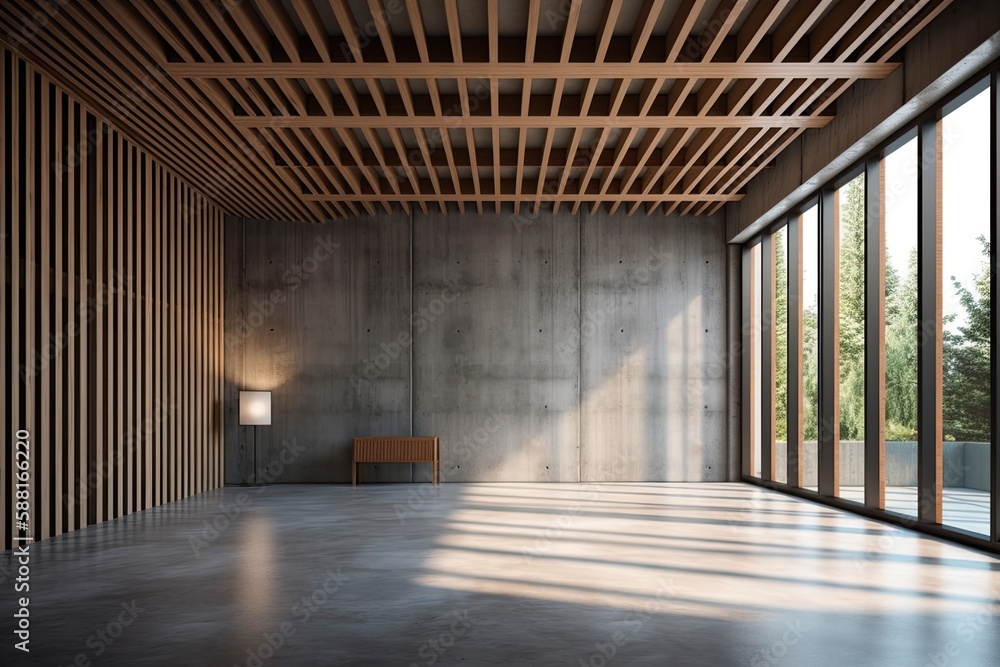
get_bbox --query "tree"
[942,236,991,441]
[838,177,866,440]
[884,247,918,440]
[775,228,789,442]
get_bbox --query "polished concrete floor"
[2,483,1000,666]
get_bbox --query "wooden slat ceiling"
[1,0,954,221]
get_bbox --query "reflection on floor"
[1,483,999,666]
[836,486,990,536]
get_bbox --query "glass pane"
[883,136,919,519]
[774,227,789,484]
[837,173,866,502]
[801,206,820,490]
[752,243,763,478]
[941,85,991,536]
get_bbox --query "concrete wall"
[727,2,1000,243]
[224,208,729,484]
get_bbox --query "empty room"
[3,0,1000,665]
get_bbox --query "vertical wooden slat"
[187,186,194,496]
[217,211,224,487]
[176,179,183,500]
[10,53,20,549]
[126,141,135,515]
[204,201,212,490]
[25,63,38,541]
[179,183,186,498]
[64,93,76,533]
[40,74,52,540]
[53,84,64,536]
[152,161,159,505]
[196,194,204,493]
[761,232,775,482]
[202,198,209,491]
[1,47,227,542]
[214,211,221,487]
[161,166,169,504]
[145,153,154,508]
[77,103,88,529]
[10,50,20,548]
[818,188,840,498]
[101,123,112,523]
[93,117,105,526]
[1,47,9,551]
[115,130,125,520]
[865,156,886,510]
[917,118,943,524]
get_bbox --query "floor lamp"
[239,391,271,486]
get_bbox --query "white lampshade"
[239,391,271,426]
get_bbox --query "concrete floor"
[2,483,1000,666]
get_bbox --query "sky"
[795,83,991,333]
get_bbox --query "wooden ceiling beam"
[3,2,310,222]
[272,145,777,170]
[532,0,583,214]
[167,61,899,79]
[514,0,541,200]
[555,0,626,215]
[327,0,417,213]
[366,0,445,212]
[405,0,464,212]
[444,0,483,212]
[234,115,833,130]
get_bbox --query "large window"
[774,226,788,484]
[743,69,998,549]
[837,173,866,501]
[801,205,820,491]
[883,135,920,520]
[941,83,992,536]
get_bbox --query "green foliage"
[776,181,990,446]
[775,228,789,442]
[838,177,866,440]
[884,247,918,440]
[942,237,991,442]
[884,421,917,441]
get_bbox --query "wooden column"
[761,233,776,481]
[865,157,886,510]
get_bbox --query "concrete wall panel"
[224,214,412,484]
[580,212,728,481]
[225,207,730,484]
[412,210,581,481]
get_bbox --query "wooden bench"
[352,436,440,485]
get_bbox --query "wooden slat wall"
[2,46,225,551]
